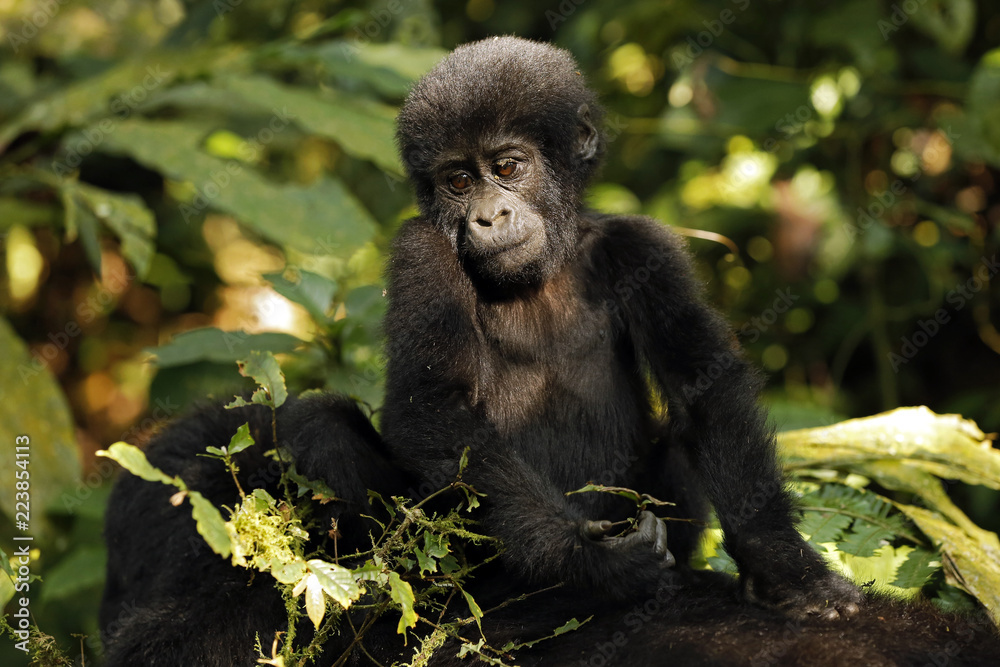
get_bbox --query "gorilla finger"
[582,519,614,539]
[653,517,669,557]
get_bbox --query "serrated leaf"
[414,547,437,576]
[840,522,895,557]
[423,533,449,559]
[147,328,302,368]
[227,422,255,454]
[352,562,382,581]
[388,571,417,635]
[307,559,361,608]
[189,490,232,557]
[800,510,853,545]
[892,548,940,589]
[237,350,287,408]
[98,442,176,486]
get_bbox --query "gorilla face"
[432,135,551,285]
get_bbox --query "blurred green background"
[0,0,998,663]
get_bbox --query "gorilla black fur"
[101,36,999,665]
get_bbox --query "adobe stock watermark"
[546,0,587,31]
[682,288,799,400]
[339,0,432,62]
[672,0,752,69]
[844,125,960,242]
[178,107,295,223]
[50,66,172,176]
[878,0,932,40]
[888,254,999,372]
[5,0,70,53]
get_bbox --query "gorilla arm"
[597,215,862,620]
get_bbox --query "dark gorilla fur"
[101,37,999,666]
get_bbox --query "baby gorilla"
[105,37,1000,667]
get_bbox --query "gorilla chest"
[472,284,628,429]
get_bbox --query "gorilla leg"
[101,394,406,666]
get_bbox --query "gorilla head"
[396,37,606,286]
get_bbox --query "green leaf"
[0,317,81,535]
[264,269,337,324]
[148,328,301,368]
[0,547,12,578]
[840,521,895,558]
[414,547,437,576]
[388,571,418,635]
[909,0,976,55]
[892,548,940,589]
[69,181,156,278]
[270,558,307,585]
[308,559,362,608]
[800,509,853,545]
[98,442,175,486]
[423,533,449,559]
[227,422,255,455]
[237,350,287,409]
[96,118,377,255]
[188,490,232,558]
[895,503,1000,624]
[460,586,484,632]
[219,76,401,174]
[39,546,106,602]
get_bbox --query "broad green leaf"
[388,571,418,635]
[307,559,362,608]
[0,49,227,147]
[69,182,156,278]
[0,317,81,535]
[39,546,106,602]
[270,558,307,585]
[147,328,302,368]
[227,422,255,455]
[778,407,1000,490]
[264,269,337,324]
[219,76,401,173]
[96,118,377,255]
[237,351,288,409]
[98,442,176,486]
[188,490,232,558]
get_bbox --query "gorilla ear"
[576,104,600,161]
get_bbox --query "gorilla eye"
[449,172,474,190]
[494,159,517,178]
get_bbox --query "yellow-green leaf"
[388,571,418,635]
